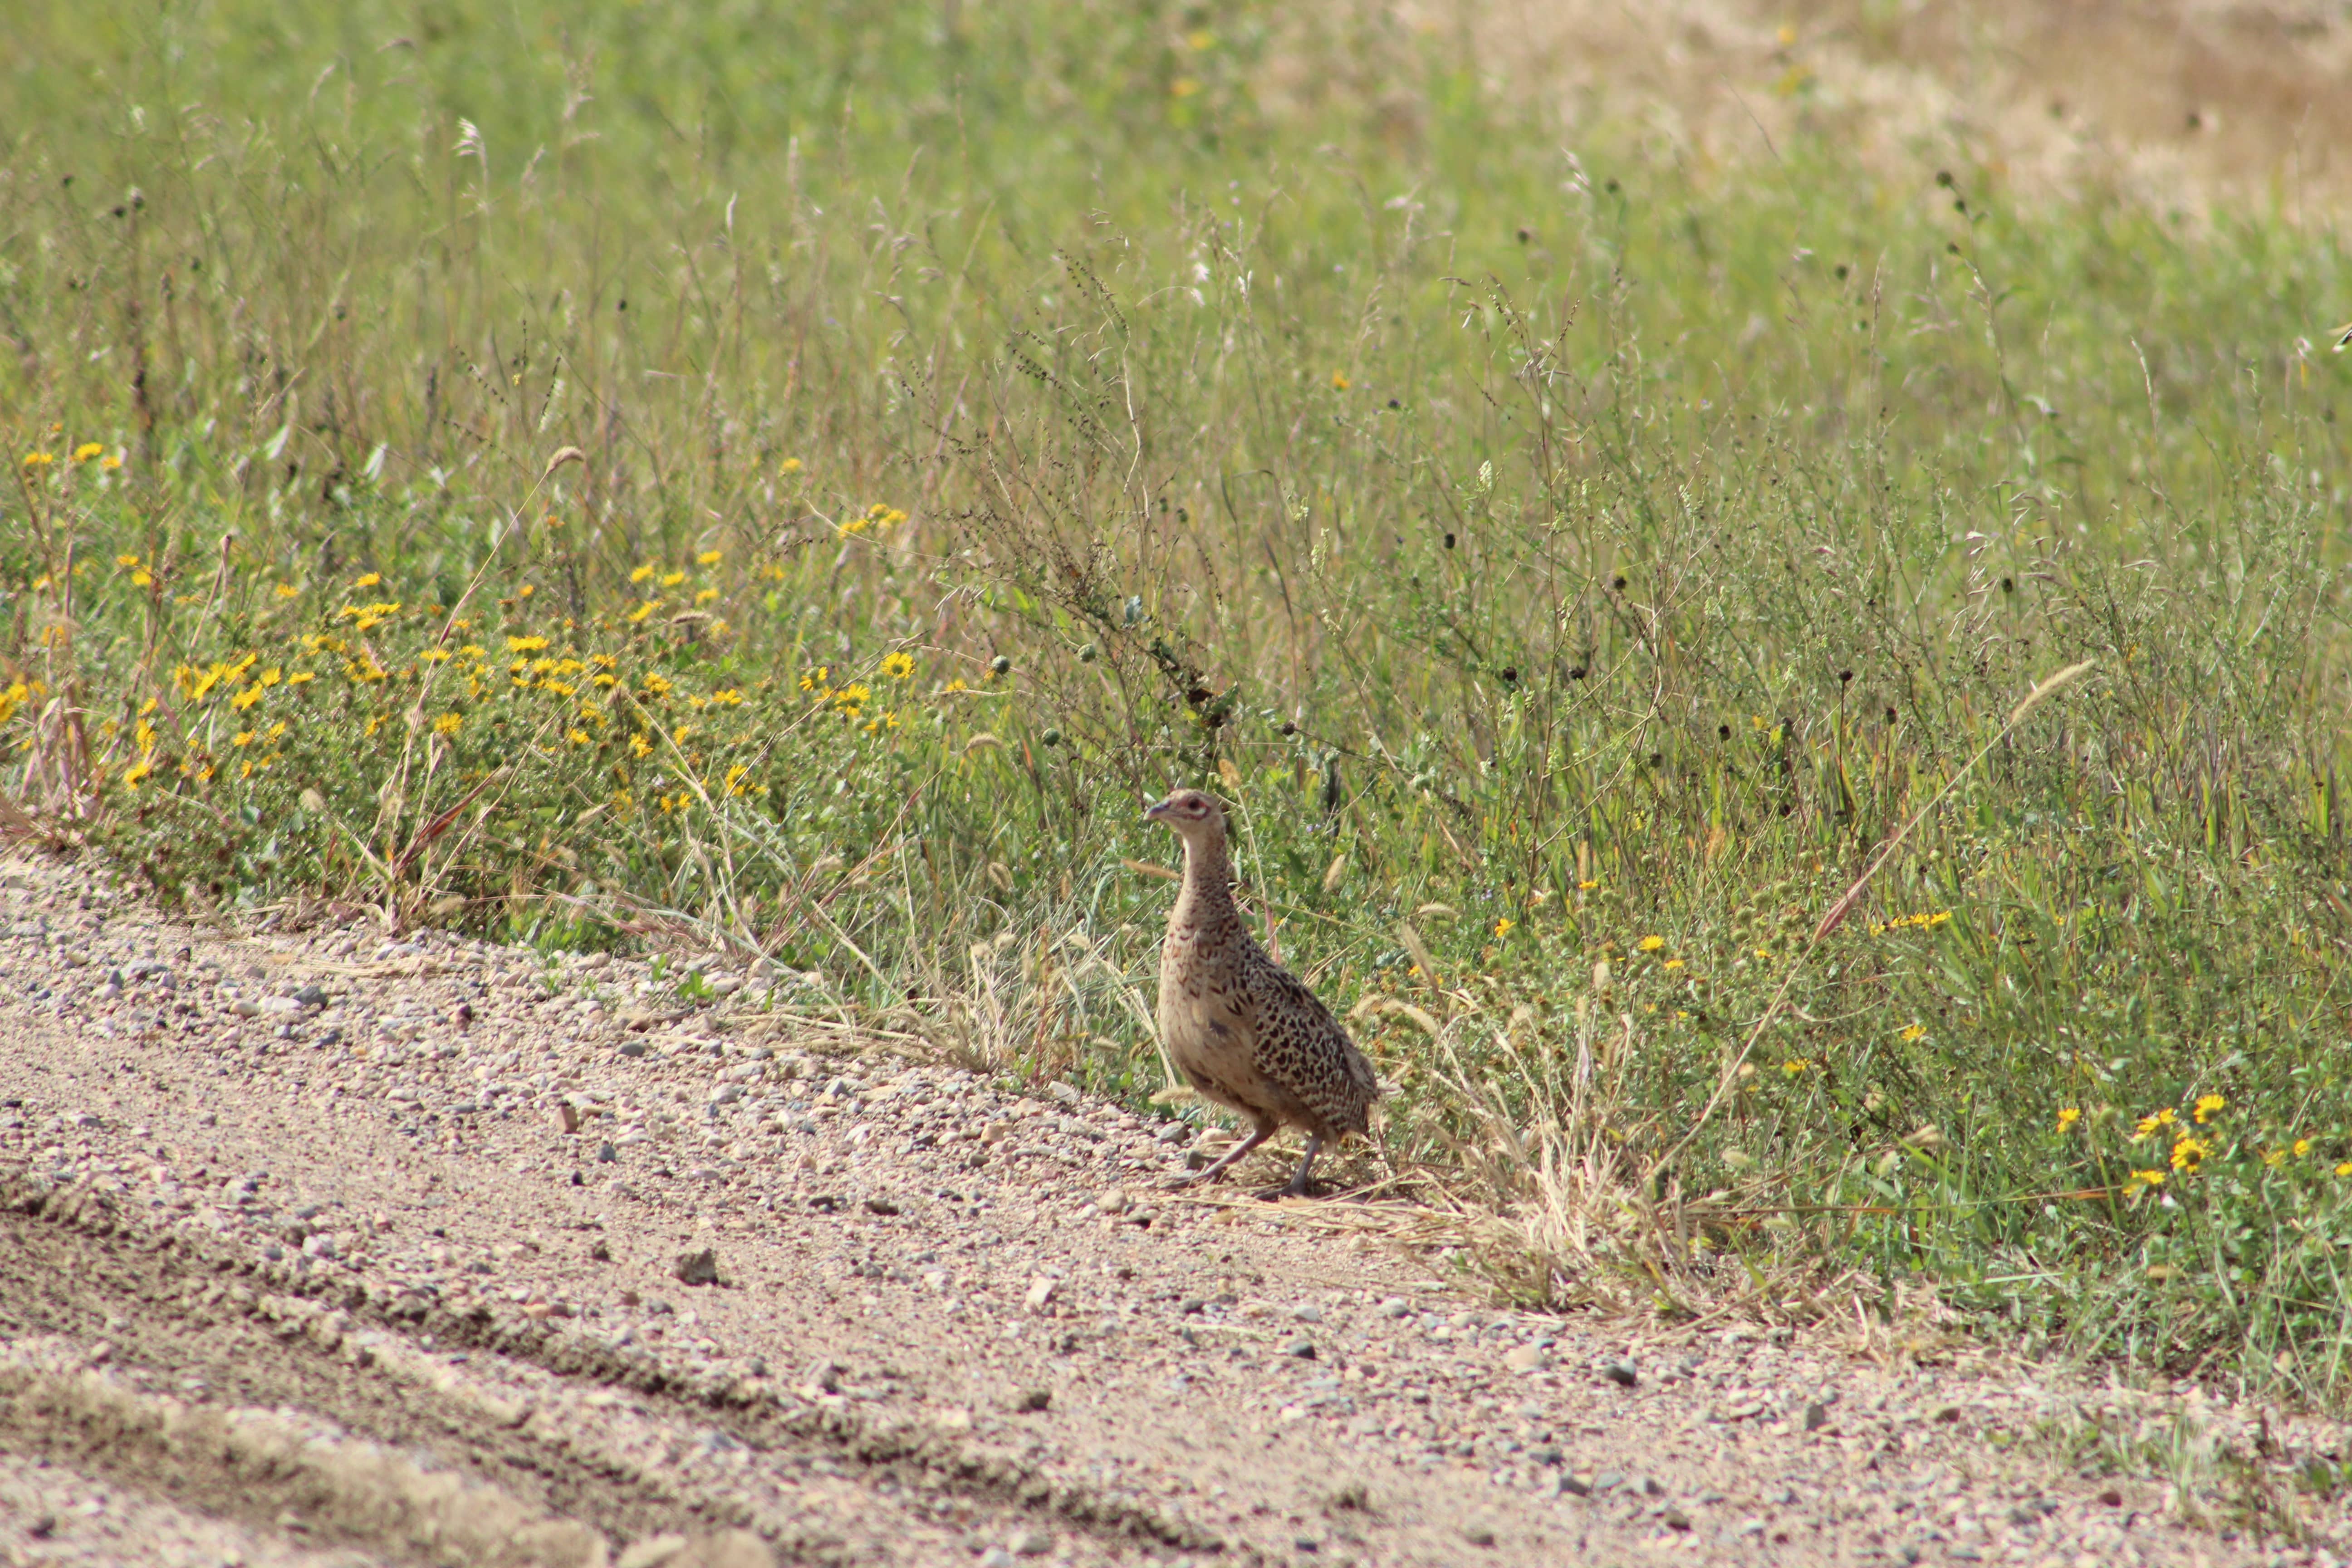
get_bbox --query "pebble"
[1282,1338,1317,1359]
[675,1248,720,1287]
[1602,1359,1638,1387]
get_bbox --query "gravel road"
[3,850,2346,1568]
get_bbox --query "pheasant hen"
[1145,789,1378,1197]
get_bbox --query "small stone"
[1602,1359,1638,1387]
[303,1233,339,1259]
[978,1553,1017,1568]
[1290,1303,1323,1323]
[675,1248,720,1287]
[1503,1344,1548,1373]
[1463,1524,1497,1548]
[1282,1338,1317,1359]
[1007,1529,1052,1558]
[1660,1507,1691,1532]
[589,1240,612,1262]
[615,1536,688,1568]
[2098,1488,2123,1507]
[1015,1387,1052,1412]
[559,1102,581,1133]
[597,1140,618,1163]
[1379,1297,1410,1318]
[864,1195,900,1216]
[1024,1277,1058,1310]
[1558,1474,1592,1498]
[1095,1188,1132,1215]
[1803,1401,1830,1432]
[617,1041,648,1058]
[28,1514,57,1539]
[802,1359,842,1393]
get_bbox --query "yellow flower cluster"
[838,501,909,538]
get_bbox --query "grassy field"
[6,0,2352,1421]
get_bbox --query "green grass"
[7,0,2352,1413]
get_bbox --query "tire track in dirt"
[0,1175,1211,1565]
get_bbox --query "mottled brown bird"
[1145,789,1378,1197]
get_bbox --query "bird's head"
[1143,788,1226,842]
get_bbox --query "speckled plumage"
[1145,789,1378,1197]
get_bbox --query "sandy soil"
[4,849,2350,1567]
[1446,0,2352,221]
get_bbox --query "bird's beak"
[1143,797,1168,823]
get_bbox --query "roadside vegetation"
[6,0,2351,1419]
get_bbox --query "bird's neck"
[1175,831,1237,927]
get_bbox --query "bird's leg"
[1166,1120,1276,1189]
[1258,1133,1323,1201]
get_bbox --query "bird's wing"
[1246,961,1372,1082]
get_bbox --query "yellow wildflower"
[643,673,672,697]
[882,652,915,681]
[1782,1058,1810,1075]
[631,564,656,583]
[2132,1109,2177,1142]
[627,600,657,622]
[274,583,299,599]
[232,730,255,747]
[1331,371,1350,390]
[2057,1107,2082,1132]
[567,728,590,745]
[74,443,104,462]
[507,635,549,653]
[696,550,721,565]
[695,587,720,604]
[287,671,314,686]
[629,733,652,758]
[22,451,54,468]
[121,758,152,789]
[1494,917,1515,939]
[1637,935,1665,952]
[779,457,803,474]
[353,573,381,588]
[1578,879,1600,892]
[2170,1136,2208,1174]
[2338,1163,2352,1178]
[115,553,140,568]
[2126,1169,2166,1192]
[101,453,122,470]
[2192,1093,2226,1124]
[725,764,754,796]
[660,571,686,588]
[2293,1138,2313,1157]
[434,713,463,735]
[1900,1024,1927,1043]
[231,686,265,712]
